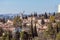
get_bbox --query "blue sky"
[0,0,60,14]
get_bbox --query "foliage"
[56,22,60,33]
[0,27,3,37]
[56,32,60,40]
[41,18,45,25]
[33,20,38,37]
[30,17,34,38]
[53,12,55,16]
[20,31,24,40]
[47,23,54,35]
[34,12,37,17]
[13,15,22,28]
[2,18,6,23]
[57,22,60,29]
[44,23,56,40]
[50,15,55,23]
[20,31,28,40]
[44,12,48,19]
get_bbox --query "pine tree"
[34,12,37,17]
[41,18,45,25]
[53,12,55,16]
[44,12,48,19]
[30,14,34,38]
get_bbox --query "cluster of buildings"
[0,13,60,33]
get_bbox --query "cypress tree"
[30,14,34,38]
[44,12,48,19]
[53,12,55,16]
[41,18,45,25]
[33,20,38,37]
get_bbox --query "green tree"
[0,27,3,37]
[41,18,45,25]
[30,14,34,38]
[3,17,6,23]
[50,15,55,23]
[56,22,60,33]
[2,31,8,40]
[33,20,38,37]
[44,12,48,19]
[56,32,60,40]
[53,12,55,16]
[44,23,55,40]
[34,12,37,17]
[52,24,58,40]
[44,22,60,40]
[47,23,54,35]
[20,31,28,40]
[20,31,24,40]
[13,15,22,28]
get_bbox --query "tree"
[33,20,38,37]
[34,12,37,17]
[47,23,54,35]
[56,32,60,40]
[20,31,24,40]
[15,30,20,40]
[50,15,55,23]
[0,27,3,37]
[20,31,28,40]
[30,14,34,38]
[23,31,28,40]
[44,12,48,19]
[56,22,60,33]
[2,31,7,40]
[13,15,22,28]
[0,18,6,23]
[44,22,60,40]
[8,31,12,40]
[53,12,55,16]
[41,18,45,25]
[52,24,58,40]
[3,17,6,23]
[23,23,27,27]
[25,15,28,19]
[44,23,55,40]
[54,22,60,40]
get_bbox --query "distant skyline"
[0,0,60,14]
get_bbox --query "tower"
[58,5,60,13]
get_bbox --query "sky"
[0,0,60,14]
